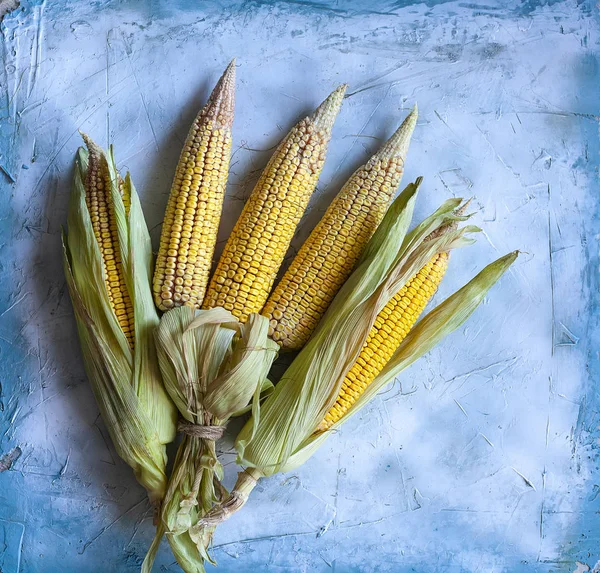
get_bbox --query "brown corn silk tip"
[262,105,419,350]
[153,60,235,312]
[79,132,135,349]
[202,84,347,322]
[425,197,472,241]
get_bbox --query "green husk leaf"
[204,314,279,419]
[63,239,170,502]
[281,251,519,471]
[117,163,176,445]
[63,141,176,503]
[230,378,274,417]
[154,307,237,423]
[235,184,482,475]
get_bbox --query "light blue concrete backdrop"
[0,1,599,572]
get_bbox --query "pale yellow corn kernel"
[153,60,236,311]
[263,106,418,351]
[202,84,347,320]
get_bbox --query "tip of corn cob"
[201,59,236,130]
[309,84,348,133]
[375,104,418,162]
[79,131,103,158]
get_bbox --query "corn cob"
[262,106,418,350]
[153,60,236,311]
[81,133,135,348]
[318,251,448,431]
[202,84,347,321]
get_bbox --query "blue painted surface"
[0,0,599,571]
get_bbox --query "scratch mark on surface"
[105,30,111,146]
[515,109,600,121]
[555,322,579,347]
[56,448,71,480]
[439,357,517,397]
[480,229,498,252]
[346,79,401,98]
[0,519,25,571]
[94,416,116,466]
[333,453,341,529]
[280,92,302,102]
[125,505,152,548]
[27,1,45,100]
[0,291,30,317]
[511,467,536,490]
[537,468,547,561]
[213,529,322,549]
[79,497,146,554]
[332,85,391,176]
[477,124,522,182]
[0,163,16,182]
[30,82,130,194]
[454,398,468,417]
[338,516,388,529]
[548,201,555,355]
[346,62,407,97]
[479,433,494,448]
[122,31,159,151]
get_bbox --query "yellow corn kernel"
[202,84,347,320]
[263,106,418,350]
[81,134,135,349]
[317,252,449,431]
[153,60,235,311]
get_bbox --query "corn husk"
[142,307,278,573]
[195,179,517,528]
[62,141,177,505]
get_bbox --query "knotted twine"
[177,420,226,440]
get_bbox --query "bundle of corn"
[62,60,520,573]
[144,74,346,573]
[262,105,418,350]
[194,179,518,530]
[62,135,177,506]
[202,83,347,321]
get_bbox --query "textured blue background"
[0,1,599,571]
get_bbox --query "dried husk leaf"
[145,307,277,573]
[280,251,519,472]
